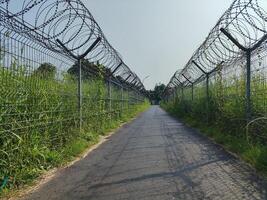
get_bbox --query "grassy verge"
[161,105,267,177]
[0,102,150,199]
[0,65,150,198]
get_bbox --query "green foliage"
[34,63,56,79]
[0,64,149,197]
[149,83,166,104]
[67,59,111,80]
[161,70,267,176]
[162,73,247,133]
[180,116,267,176]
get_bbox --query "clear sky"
[84,0,234,89]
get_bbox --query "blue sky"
[85,0,234,89]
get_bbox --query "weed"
[0,66,150,196]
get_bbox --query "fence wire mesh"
[164,0,267,143]
[0,0,147,184]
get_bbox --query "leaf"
[8,131,23,143]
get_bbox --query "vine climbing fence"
[0,0,147,186]
[163,0,267,142]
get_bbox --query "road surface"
[24,106,267,200]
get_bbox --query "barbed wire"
[164,0,267,95]
[0,0,144,90]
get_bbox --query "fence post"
[192,60,211,123]
[121,85,123,117]
[206,73,209,123]
[56,37,101,130]
[246,50,251,120]
[127,88,130,112]
[191,83,194,101]
[136,91,138,104]
[181,85,184,102]
[108,78,112,120]
[78,59,82,129]
[220,29,267,121]
[182,74,194,102]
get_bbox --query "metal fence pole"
[181,86,184,102]
[127,88,130,111]
[78,59,82,129]
[192,83,194,101]
[191,60,208,122]
[109,79,112,117]
[206,74,209,123]
[246,50,251,120]
[121,85,123,117]
[56,37,101,130]
[134,91,137,105]
[220,29,267,121]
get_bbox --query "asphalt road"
[24,106,267,200]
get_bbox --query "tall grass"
[0,63,149,195]
[161,69,267,175]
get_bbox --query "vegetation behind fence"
[162,0,267,174]
[0,0,148,193]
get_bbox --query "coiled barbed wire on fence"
[0,0,144,90]
[164,0,267,95]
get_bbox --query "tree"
[35,63,56,79]
[67,59,111,80]
[149,83,166,105]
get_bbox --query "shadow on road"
[24,106,267,200]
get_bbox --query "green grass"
[0,65,150,198]
[162,111,267,176]
[161,71,267,177]
[162,105,267,177]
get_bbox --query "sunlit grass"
[161,72,267,176]
[0,65,150,196]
